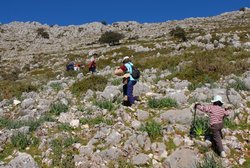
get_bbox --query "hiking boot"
[127,106,136,112]
[122,100,131,107]
[220,151,226,158]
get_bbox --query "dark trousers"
[210,123,224,153]
[127,80,137,105]
[122,80,137,106]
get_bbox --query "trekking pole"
[190,106,197,139]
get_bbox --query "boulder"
[164,148,198,168]
[100,86,121,102]
[160,108,192,125]
[3,152,38,168]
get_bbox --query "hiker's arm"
[115,65,127,76]
[115,68,124,76]
[196,104,211,114]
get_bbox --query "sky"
[0,0,249,26]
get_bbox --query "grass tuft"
[140,120,162,141]
[148,98,177,109]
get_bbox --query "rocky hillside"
[0,8,250,168]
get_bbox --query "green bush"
[223,117,237,130]
[111,79,121,86]
[170,26,187,42]
[140,120,162,141]
[0,80,39,99]
[11,132,30,150]
[36,28,49,39]
[148,98,178,109]
[50,83,62,92]
[165,138,177,151]
[0,118,24,129]
[71,75,108,97]
[239,7,246,12]
[166,48,250,85]
[50,102,69,115]
[228,78,249,91]
[64,70,79,77]
[196,154,223,168]
[0,115,54,131]
[94,100,114,111]
[100,20,107,25]
[193,117,210,137]
[99,31,124,45]
[63,137,79,147]
[58,123,73,131]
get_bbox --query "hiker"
[194,95,232,158]
[88,56,96,74]
[66,61,75,71]
[115,56,138,107]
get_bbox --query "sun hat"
[123,56,130,61]
[211,95,224,104]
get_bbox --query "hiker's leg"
[123,84,127,97]
[127,80,137,105]
[211,123,224,153]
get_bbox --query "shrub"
[140,120,162,141]
[192,117,210,138]
[148,98,178,109]
[196,154,223,168]
[227,78,249,91]
[0,80,39,99]
[188,83,203,91]
[100,20,107,25]
[64,70,78,77]
[50,102,69,115]
[239,7,246,12]
[58,123,73,131]
[165,138,177,151]
[0,118,24,129]
[36,28,50,39]
[111,79,121,86]
[11,132,30,150]
[94,100,114,111]
[99,31,124,45]
[170,26,187,41]
[169,48,250,84]
[223,117,237,130]
[50,82,62,92]
[63,137,79,147]
[71,75,108,97]
[0,115,54,131]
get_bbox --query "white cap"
[211,95,224,104]
[123,56,130,61]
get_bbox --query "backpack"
[131,65,140,79]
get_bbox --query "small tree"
[99,31,124,46]
[239,7,246,12]
[36,28,50,39]
[169,26,187,42]
[100,20,107,25]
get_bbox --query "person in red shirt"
[194,95,231,158]
[89,56,96,74]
